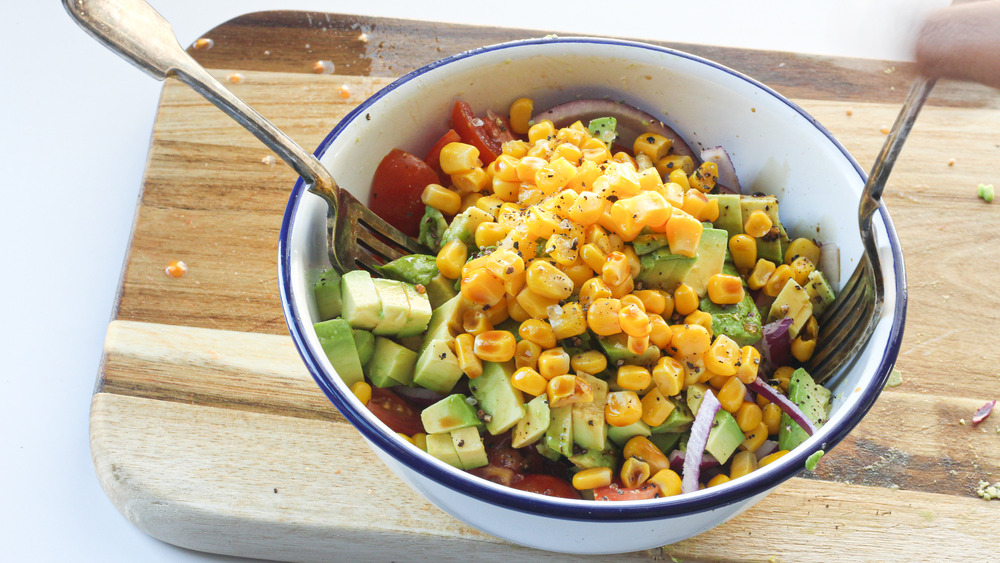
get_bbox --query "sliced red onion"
[701,146,743,194]
[972,399,996,425]
[668,449,720,473]
[681,389,722,494]
[818,242,841,290]
[755,439,779,461]
[759,317,793,369]
[748,376,818,436]
[533,99,699,161]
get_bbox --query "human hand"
[916,0,1000,89]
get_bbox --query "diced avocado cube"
[421,394,481,434]
[451,426,489,470]
[417,206,449,252]
[767,278,814,339]
[426,432,463,468]
[424,272,459,310]
[778,368,832,451]
[512,394,551,448]
[545,404,574,458]
[468,361,526,435]
[606,419,651,447]
[648,431,682,455]
[650,398,694,433]
[420,295,463,352]
[700,288,763,347]
[413,339,464,394]
[632,233,669,255]
[535,441,562,462]
[705,193,743,239]
[686,383,710,416]
[313,318,365,387]
[398,282,433,338]
[397,334,424,352]
[705,409,745,464]
[379,254,438,286]
[679,227,729,297]
[804,270,836,316]
[572,372,608,451]
[588,116,617,145]
[341,270,381,330]
[569,439,618,470]
[313,268,343,321]
[372,278,410,336]
[353,329,375,366]
[597,333,661,368]
[365,336,418,388]
[636,247,695,291]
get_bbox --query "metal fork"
[807,77,935,384]
[64,0,425,273]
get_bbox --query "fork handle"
[859,77,935,226]
[63,0,338,201]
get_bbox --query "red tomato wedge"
[511,474,581,500]
[450,100,514,165]
[369,148,439,237]
[593,480,661,501]
[424,129,462,184]
[366,387,425,436]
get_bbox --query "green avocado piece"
[512,394,551,448]
[679,227,729,297]
[371,278,410,336]
[648,431,682,456]
[767,278,814,339]
[572,372,609,451]
[535,441,563,462]
[313,318,365,387]
[398,283,433,338]
[597,333,661,368]
[632,233,669,255]
[636,247,695,291]
[705,409,744,464]
[740,195,784,263]
[365,336,418,388]
[569,439,618,470]
[606,419,651,447]
[440,207,493,250]
[706,193,743,239]
[352,329,375,366]
[421,394,481,434]
[341,270,381,330]
[420,295,463,352]
[778,368,832,451]
[417,206,449,252]
[700,289,763,347]
[425,432,463,468]
[313,268,343,321]
[804,270,836,316]
[451,426,489,470]
[468,361,526,435]
[588,116,617,145]
[686,383,710,416]
[379,254,439,286]
[413,339,464,394]
[424,272,459,310]
[650,398,694,433]
[545,404,574,458]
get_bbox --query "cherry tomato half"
[450,100,509,165]
[424,128,462,184]
[369,148,440,237]
[593,480,661,501]
[366,387,425,436]
[511,474,581,500]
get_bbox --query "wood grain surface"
[93,11,1000,561]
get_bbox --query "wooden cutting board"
[91,11,1000,561]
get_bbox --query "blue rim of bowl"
[278,36,906,521]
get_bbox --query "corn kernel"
[461,308,493,336]
[763,264,794,297]
[707,474,731,487]
[439,142,481,175]
[729,450,758,480]
[475,221,509,249]
[511,367,548,396]
[729,234,757,273]
[535,157,577,194]
[735,346,762,384]
[740,421,769,453]
[763,403,783,434]
[587,297,622,336]
[473,330,516,362]
[436,239,468,280]
[461,268,505,306]
[633,133,673,161]
[549,302,587,339]
[452,167,490,193]
[619,303,651,338]
[665,210,703,258]
[648,315,673,350]
[717,376,747,413]
[421,183,462,215]
[623,436,671,475]
[620,455,652,489]
[735,402,763,433]
[668,323,712,357]
[527,120,555,144]
[788,255,816,286]
[627,335,650,356]
[538,347,571,380]
[351,380,372,405]
[655,154,694,177]
[744,210,773,238]
[707,274,745,306]
[602,251,631,287]
[502,139,529,158]
[640,387,675,426]
[673,283,699,316]
[759,450,789,467]
[704,335,741,377]
[455,333,484,378]
[571,350,608,375]
[784,237,821,266]
[689,161,719,193]
[650,469,682,497]
[616,364,652,391]
[548,374,594,407]
[525,260,574,300]
[747,259,777,291]
[514,287,559,319]
[572,467,613,490]
[606,390,643,427]
[508,97,533,135]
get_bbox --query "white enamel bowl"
[278,37,905,554]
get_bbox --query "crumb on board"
[976,480,1000,500]
[193,38,213,50]
[805,450,825,471]
[165,260,187,278]
[338,84,351,99]
[846,108,853,116]
[978,183,995,203]
[261,155,276,165]
[948,158,956,166]
[312,60,335,74]
[227,73,244,84]
[880,126,891,135]
[885,368,902,388]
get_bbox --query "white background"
[1,1,949,561]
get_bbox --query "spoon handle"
[63,0,337,199]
